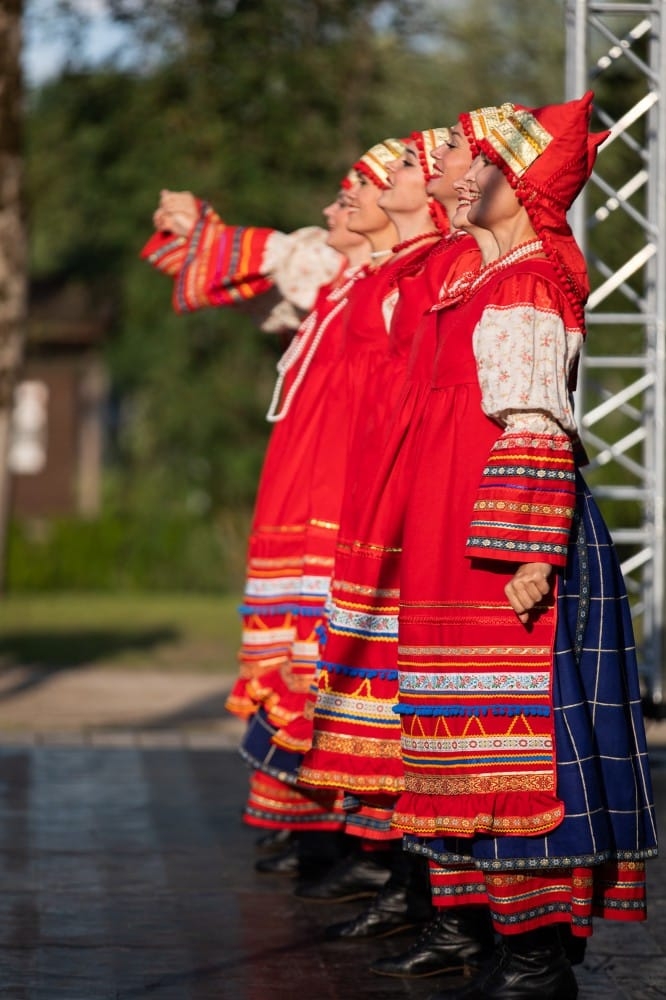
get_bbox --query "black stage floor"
[0,739,664,999]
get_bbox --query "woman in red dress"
[235,185,373,854]
[242,133,471,891]
[296,128,484,936]
[142,177,371,864]
[301,128,478,811]
[238,138,441,868]
[392,93,657,1000]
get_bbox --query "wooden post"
[0,0,27,593]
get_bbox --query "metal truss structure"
[565,1,665,706]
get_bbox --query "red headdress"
[460,91,610,331]
[410,127,451,234]
[340,169,357,191]
[353,139,405,190]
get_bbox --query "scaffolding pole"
[565,0,665,707]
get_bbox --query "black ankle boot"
[294,850,392,902]
[254,828,292,853]
[296,830,349,882]
[429,928,578,999]
[369,906,495,979]
[254,839,300,876]
[325,855,433,940]
[255,830,343,879]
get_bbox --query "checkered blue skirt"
[406,473,659,871]
[240,707,303,786]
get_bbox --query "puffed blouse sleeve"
[465,271,584,567]
[140,203,342,326]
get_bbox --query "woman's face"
[450,175,479,231]
[345,172,392,236]
[378,144,428,215]
[427,125,474,211]
[323,191,368,254]
[466,154,522,231]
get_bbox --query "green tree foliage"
[22,0,573,589]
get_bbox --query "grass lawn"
[0,592,242,674]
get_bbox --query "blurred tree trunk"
[0,0,27,593]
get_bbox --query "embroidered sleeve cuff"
[173,205,276,313]
[465,432,576,566]
[139,230,188,278]
[138,197,208,281]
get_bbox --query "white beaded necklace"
[265,267,362,423]
[437,238,543,308]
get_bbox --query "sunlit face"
[450,175,480,231]
[346,172,392,236]
[378,144,428,214]
[465,154,522,231]
[427,125,474,214]
[323,191,368,254]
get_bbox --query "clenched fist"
[153,189,198,237]
[505,561,553,624]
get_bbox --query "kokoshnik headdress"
[340,169,357,191]
[410,127,451,234]
[459,90,610,332]
[353,139,405,190]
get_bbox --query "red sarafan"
[386,96,655,999]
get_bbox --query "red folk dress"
[300,234,480,823]
[392,253,656,932]
[141,205,347,830]
[235,266,364,832]
[394,256,574,838]
[238,267,363,736]
[231,268,360,721]
[242,244,438,763]
[141,204,342,720]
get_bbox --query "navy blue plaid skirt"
[240,706,303,787]
[406,473,659,871]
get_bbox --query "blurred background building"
[10,278,110,518]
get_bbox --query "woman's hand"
[152,190,198,237]
[505,561,553,624]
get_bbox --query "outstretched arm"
[141,192,342,327]
[141,197,276,311]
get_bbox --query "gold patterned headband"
[467,103,553,177]
[419,127,451,161]
[354,139,405,189]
